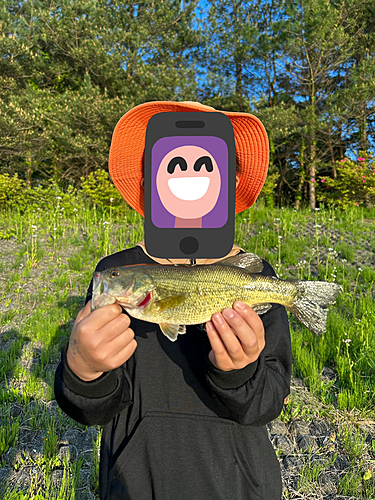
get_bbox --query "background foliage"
[1,0,374,208]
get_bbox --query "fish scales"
[128,265,297,325]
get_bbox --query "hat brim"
[109,101,269,216]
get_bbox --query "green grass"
[0,198,374,498]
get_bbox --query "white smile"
[168,177,210,201]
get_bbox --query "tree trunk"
[309,139,316,210]
[329,128,337,180]
[126,4,135,80]
[338,123,344,160]
[295,173,304,210]
[360,102,367,151]
[304,164,309,201]
[26,167,32,189]
[296,137,306,210]
[233,0,243,112]
[278,176,284,206]
[236,60,244,112]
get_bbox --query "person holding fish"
[55,101,341,500]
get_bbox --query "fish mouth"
[92,271,153,311]
[92,272,107,311]
[167,177,210,201]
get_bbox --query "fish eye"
[110,270,119,278]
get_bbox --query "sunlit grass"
[0,198,374,498]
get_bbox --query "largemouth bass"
[91,252,342,341]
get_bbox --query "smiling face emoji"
[156,145,221,219]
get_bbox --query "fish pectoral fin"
[153,295,186,312]
[217,252,264,274]
[251,303,273,315]
[159,323,186,342]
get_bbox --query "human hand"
[206,301,265,371]
[67,302,137,381]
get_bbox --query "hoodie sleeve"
[54,343,133,426]
[54,254,133,427]
[203,260,292,426]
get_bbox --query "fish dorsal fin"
[159,323,186,341]
[217,252,264,273]
[251,303,272,315]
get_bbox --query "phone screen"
[144,112,235,259]
[151,136,228,229]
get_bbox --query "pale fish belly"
[127,274,297,326]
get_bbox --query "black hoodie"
[54,246,292,500]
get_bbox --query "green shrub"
[0,173,26,207]
[27,179,78,214]
[317,152,375,208]
[0,173,79,214]
[259,172,279,208]
[80,169,126,211]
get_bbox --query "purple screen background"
[151,136,228,228]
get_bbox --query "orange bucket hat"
[109,101,269,216]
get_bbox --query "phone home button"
[179,236,199,255]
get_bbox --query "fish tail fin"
[287,281,342,335]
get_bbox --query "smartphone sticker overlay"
[151,136,228,229]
